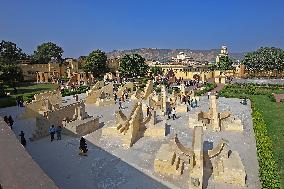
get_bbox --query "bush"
[252,109,281,188]
[0,86,6,97]
[219,83,284,102]
[142,78,149,84]
[268,93,276,102]
[0,96,17,108]
[61,86,89,97]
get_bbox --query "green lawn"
[0,83,59,108]
[219,84,284,188]
[252,95,284,187]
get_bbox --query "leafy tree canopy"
[0,40,26,64]
[33,42,63,64]
[119,54,149,77]
[83,49,108,77]
[242,47,284,72]
[216,56,233,70]
[0,40,25,84]
[150,66,163,76]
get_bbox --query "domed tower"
[216,45,229,63]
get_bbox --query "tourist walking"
[56,126,62,140]
[182,95,186,104]
[172,107,177,120]
[187,95,191,105]
[121,93,125,102]
[8,116,14,130]
[166,107,171,119]
[190,99,194,108]
[114,93,117,103]
[146,106,150,117]
[194,98,198,107]
[118,98,122,109]
[207,91,211,99]
[19,131,26,147]
[79,137,88,156]
[49,125,56,142]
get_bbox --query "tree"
[33,42,63,64]
[119,54,149,77]
[150,66,163,76]
[0,40,25,85]
[242,47,284,72]
[83,50,109,77]
[216,56,233,70]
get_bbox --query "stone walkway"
[209,83,225,94]
[273,93,284,102]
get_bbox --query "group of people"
[16,97,24,107]
[48,125,62,142]
[49,125,88,156]
[3,115,27,147]
[114,89,130,109]
[3,115,14,130]
[172,78,201,88]
[180,95,198,109]
[166,107,177,120]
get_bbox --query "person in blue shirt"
[49,125,56,142]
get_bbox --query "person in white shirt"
[172,107,177,120]
[207,91,211,99]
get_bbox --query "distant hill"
[106,48,246,62]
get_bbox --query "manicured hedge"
[252,109,281,189]
[219,83,284,101]
[61,86,89,97]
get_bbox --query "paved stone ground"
[233,78,284,85]
[0,94,260,189]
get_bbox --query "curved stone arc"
[174,134,194,156]
[208,138,227,158]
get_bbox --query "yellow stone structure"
[214,75,226,84]
[212,150,246,187]
[154,126,245,188]
[32,101,99,139]
[22,90,62,118]
[102,102,165,148]
[142,80,154,100]
[19,59,95,83]
[85,82,113,104]
[150,64,215,80]
[189,95,243,132]
[116,82,134,97]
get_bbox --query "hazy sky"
[1,0,284,57]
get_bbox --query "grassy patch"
[0,83,59,108]
[219,84,284,188]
